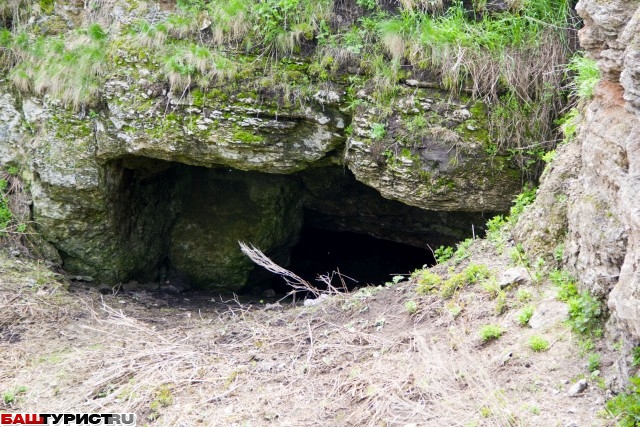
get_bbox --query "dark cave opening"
[96,158,488,295]
[273,226,436,293]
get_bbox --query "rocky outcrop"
[0,1,529,289]
[347,89,521,212]
[518,0,640,386]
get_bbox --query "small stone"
[498,267,530,289]
[568,379,588,396]
[565,421,579,427]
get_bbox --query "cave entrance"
[284,226,435,292]
[99,158,491,294]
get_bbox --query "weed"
[553,243,565,263]
[517,305,534,326]
[386,275,405,286]
[369,122,387,140]
[486,215,507,242]
[414,269,442,294]
[479,324,504,342]
[578,338,595,354]
[509,185,537,220]
[440,272,466,298]
[551,269,605,335]
[3,391,15,404]
[516,288,532,303]
[453,238,474,262]
[481,278,500,299]
[588,353,600,372]
[405,300,418,314]
[633,347,640,367]
[440,263,491,298]
[495,290,507,314]
[567,291,604,336]
[434,245,454,263]
[567,54,600,100]
[2,386,27,405]
[480,406,491,417]
[529,335,550,352]
[606,376,640,426]
[445,301,462,317]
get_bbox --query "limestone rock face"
[168,169,303,291]
[573,0,640,334]
[518,0,640,387]
[97,74,347,174]
[345,90,522,212]
[0,3,527,288]
[576,0,640,113]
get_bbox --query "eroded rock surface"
[518,0,640,387]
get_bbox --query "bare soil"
[0,240,614,426]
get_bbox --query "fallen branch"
[239,241,320,297]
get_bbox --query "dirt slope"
[0,241,613,426]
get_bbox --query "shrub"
[414,269,442,294]
[369,123,386,140]
[440,263,491,298]
[529,335,550,352]
[632,347,640,367]
[479,324,504,342]
[434,245,453,263]
[517,305,534,326]
[588,353,601,372]
[405,300,418,314]
[606,376,640,426]
[567,54,600,100]
[551,269,605,335]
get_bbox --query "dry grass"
[0,239,611,425]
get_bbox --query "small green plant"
[606,376,640,426]
[517,305,535,326]
[2,386,26,405]
[405,300,418,314]
[495,290,508,314]
[445,301,462,317]
[370,123,386,140]
[453,238,474,262]
[414,269,442,294]
[440,263,491,298]
[464,263,490,283]
[588,353,601,372]
[567,54,600,100]
[509,186,537,221]
[551,269,604,335]
[482,278,500,299]
[3,390,15,404]
[479,324,504,342]
[529,335,550,352]
[356,0,377,10]
[553,243,565,263]
[486,215,507,243]
[386,274,405,286]
[517,288,533,303]
[632,346,640,367]
[148,384,174,421]
[568,291,604,336]
[434,245,454,263]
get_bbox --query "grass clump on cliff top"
[3,23,109,110]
